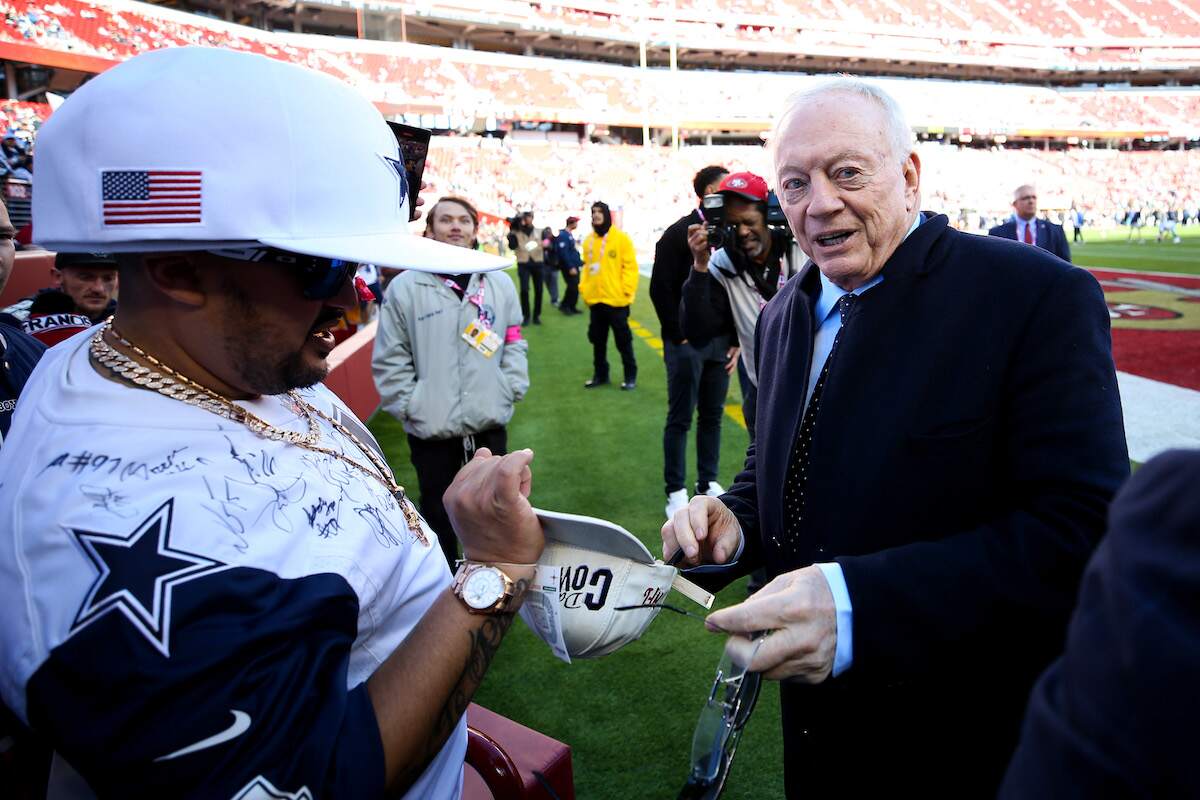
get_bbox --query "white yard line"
[1117,371,1200,463]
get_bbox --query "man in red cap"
[553,215,583,314]
[680,171,802,438]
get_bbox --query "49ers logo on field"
[1108,302,1181,321]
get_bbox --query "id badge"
[462,319,501,358]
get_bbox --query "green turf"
[368,273,784,799]
[1071,223,1200,274]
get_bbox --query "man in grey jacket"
[373,196,530,566]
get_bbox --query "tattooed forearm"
[403,578,530,784]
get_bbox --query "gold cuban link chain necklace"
[90,321,427,543]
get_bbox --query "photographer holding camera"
[681,171,802,439]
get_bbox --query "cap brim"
[535,508,655,564]
[262,231,513,273]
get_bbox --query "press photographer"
[680,171,802,439]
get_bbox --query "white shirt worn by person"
[0,327,465,799]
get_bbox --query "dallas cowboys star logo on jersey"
[69,499,227,657]
[380,151,409,211]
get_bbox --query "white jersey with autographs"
[0,327,464,800]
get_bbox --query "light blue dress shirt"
[814,212,921,677]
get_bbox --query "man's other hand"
[661,496,741,566]
[445,448,543,565]
[708,566,837,683]
[725,345,740,375]
[686,224,711,271]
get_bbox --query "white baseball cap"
[533,509,680,659]
[32,46,509,273]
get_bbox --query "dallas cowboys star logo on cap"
[380,152,409,211]
[69,499,227,657]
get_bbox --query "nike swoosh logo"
[155,709,251,761]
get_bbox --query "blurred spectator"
[554,215,582,314]
[510,211,545,325]
[580,200,638,390]
[988,184,1071,263]
[651,164,736,520]
[0,198,44,444]
[3,252,118,324]
[540,225,560,308]
[373,196,529,567]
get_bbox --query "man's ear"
[49,267,63,288]
[141,254,207,308]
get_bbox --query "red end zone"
[1090,268,1200,391]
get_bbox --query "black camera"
[766,190,787,229]
[702,193,729,249]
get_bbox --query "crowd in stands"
[421,136,1200,252]
[1,0,1199,136]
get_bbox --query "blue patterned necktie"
[776,293,857,557]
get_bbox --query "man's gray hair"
[771,77,914,165]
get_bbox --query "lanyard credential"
[589,234,608,274]
[441,275,489,328]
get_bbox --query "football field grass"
[1071,222,1200,274]
[367,224,1200,799]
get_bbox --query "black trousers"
[517,261,543,323]
[542,262,560,305]
[560,269,580,311]
[737,356,757,443]
[663,338,730,494]
[407,427,508,568]
[587,303,637,383]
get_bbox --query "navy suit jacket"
[1001,449,1200,798]
[712,214,1128,796]
[989,217,1072,262]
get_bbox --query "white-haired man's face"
[773,92,920,291]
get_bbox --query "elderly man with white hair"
[663,78,1128,795]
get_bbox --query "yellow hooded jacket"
[579,226,639,307]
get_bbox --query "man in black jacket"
[650,165,738,519]
[663,79,1127,797]
[0,198,45,445]
[1001,449,1200,798]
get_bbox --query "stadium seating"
[1,0,1197,138]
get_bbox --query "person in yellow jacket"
[579,201,639,389]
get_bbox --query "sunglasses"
[207,247,358,300]
[679,633,766,799]
[615,595,766,800]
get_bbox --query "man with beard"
[3,251,119,325]
[681,172,801,439]
[663,79,1126,797]
[374,196,529,568]
[579,201,638,390]
[0,47,544,799]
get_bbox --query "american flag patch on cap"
[101,170,202,226]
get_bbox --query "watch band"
[452,562,523,615]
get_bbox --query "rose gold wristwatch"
[452,562,523,615]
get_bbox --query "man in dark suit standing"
[650,165,739,519]
[663,79,1128,796]
[989,184,1072,262]
[1001,448,1200,798]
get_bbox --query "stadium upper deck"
[221,0,1200,83]
[0,0,1197,140]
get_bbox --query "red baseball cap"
[718,172,769,203]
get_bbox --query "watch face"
[463,568,505,610]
